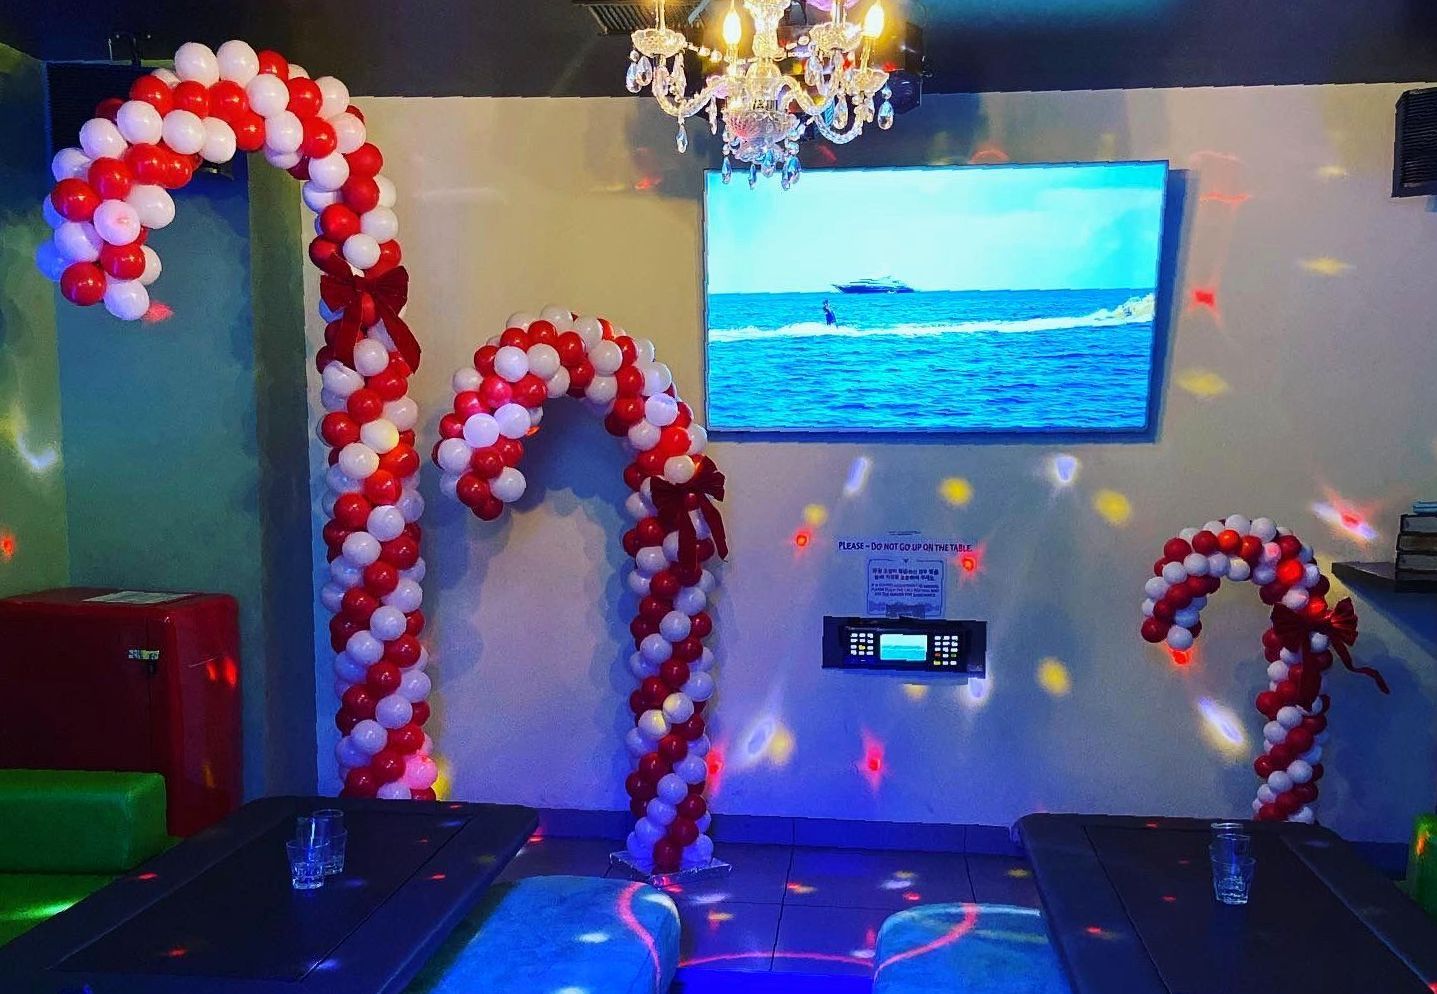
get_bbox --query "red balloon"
[361,563,398,600]
[342,685,377,720]
[341,587,378,623]
[172,80,210,116]
[639,753,670,780]
[1253,755,1274,778]
[1140,617,1167,643]
[470,448,504,480]
[668,817,699,846]
[160,151,194,189]
[1258,582,1285,606]
[129,75,174,115]
[512,375,546,408]
[690,613,713,639]
[321,203,362,242]
[658,734,688,761]
[1275,558,1304,587]
[122,143,168,184]
[365,469,402,505]
[346,142,384,177]
[1273,791,1301,816]
[567,359,595,393]
[60,263,106,306]
[335,708,361,735]
[379,445,419,479]
[479,376,512,409]
[371,749,405,784]
[379,533,420,569]
[366,661,403,696]
[653,840,682,873]
[1255,691,1279,718]
[1191,530,1218,555]
[1152,600,1175,623]
[1239,535,1264,563]
[672,636,703,663]
[677,794,706,820]
[343,767,378,798]
[1254,803,1278,822]
[233,111,266,152]
[623,464,645,491]
[321,411,361,448]
[1268,743,1294,767]
[302,117,337,158]
[51,178,101,222]
[207,79,247,122]
[1167,585,1193,608]
[256,49,289,77]
[556,332,586,368]
[499,327,531,350]
[341,175,381,213]
[456,475,492,508]
[386,634,422,668]
[98,242,145,280]
[371,239,402,276]
[1277,535,1304,559]
[1286,727,1314,753]
[660,659,690,687]
[1302,595,1328,620]
[88,157,133,200]
[527,319,557,344]
[332,494,371,532]
[474,344,499,375]
[650,571,680,600]
[286,77,323,117]
[674,714,705,740]
[1216,529,1242,555]
[496,437,524,467]
[1293,783,1318,803]
[388,723,425,754]
[626,772,655,799]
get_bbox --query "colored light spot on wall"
[705,745,725,797]
[787,881,817,895]
[576,931,610,944]
[0,531,14,562]
[844,456,873,497]
[902,891,923,902]
[165,947,189,959]
[142,300,175,323]
[1092,490,1132,526]
[803,504,829,527]
[969,145,1010,164]
[1036,658,1071,697]
[1311,495,1379,544]
[858,731,885,791]
[1189,286,1218,312]
[707,910,733,927]
[1300,257,1351,276]
[958,676,991,710]
[1006,867,1031,879]
[1050,453,1079,488]
[1196,696,1248,760]
[1176,368,1230,399]
[1167,646,1193,667]
[938,477,973,507]
[901,683,928,702]
[792,527,813,552]
[1316,165,1348,180]
[431,759,452,800]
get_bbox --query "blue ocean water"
[706,288,1158,432]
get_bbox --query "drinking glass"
[287,840,326,891]
[322,829,348,875]
[1211,849,1256,905]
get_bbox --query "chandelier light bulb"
[722,3,743,48]
[864,1,886,39]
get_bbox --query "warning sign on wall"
[866,558,945,618]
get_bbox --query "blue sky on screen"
[705,162,1167,295]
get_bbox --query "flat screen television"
[702,161,1170,434]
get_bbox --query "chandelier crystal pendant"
[628,0,893,188]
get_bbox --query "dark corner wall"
[2,44,317,797]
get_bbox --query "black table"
[0,796,537,994]
[1019,814,1437,994]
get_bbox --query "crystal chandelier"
[627,0,893,188]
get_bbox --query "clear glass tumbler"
[323,829,348,875]
[287,840,327,891]
[1211,849,1256,905]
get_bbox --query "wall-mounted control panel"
[822,616,987,675]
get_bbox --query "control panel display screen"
[879,633,928,662]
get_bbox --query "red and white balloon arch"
[1140,515,1388,823]
[435,306,726,875]
[35,40,438,801]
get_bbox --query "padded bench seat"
[874,903,1072,994]
[406,875,680,994]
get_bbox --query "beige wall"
[310,84,1437,841]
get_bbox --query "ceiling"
[4,0,1437,97]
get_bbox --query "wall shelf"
[1332,561,1437,595]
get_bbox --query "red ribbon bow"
[1269,597,1386,706]
[317,255,421,372]
[650,458,729,573]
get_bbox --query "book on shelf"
[1396,551,1437,574]
[1400,514,1437,535]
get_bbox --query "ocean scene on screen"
[703,162,1169,433]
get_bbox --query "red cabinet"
[0,588,242,836]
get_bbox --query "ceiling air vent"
[1394,87,1437,198]
[573,1,710,36]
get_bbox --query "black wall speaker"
[1394,87,1437,198]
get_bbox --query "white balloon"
[347,339,386,377]
[585,374,618,406]
[1206,553,1229,577]
[527,343,561,379]
[384,577,423,613]
[574,315,604,348]
[635,817,665,845]
[1287,759,1313,784]
[644,394,679,427]
[369,605,408,641]
[491,467,526,503]
[636,546,667,576]
[657,774,688,805]
[1256,784,1276,804]
[1267,770,1294,793]
[263,110,303,154]
[376,782,411,801]
[126,184,176,229]
[1281,588,1309,611]
[1276,705,1305,729]
[54,221,102,262]
[350,719,388,755]
[360,419,399,455]
[493,346,529,383]
[374,174,397,208]
[385,398,419,433]
[302,181,342,213]
[35,239,67,282]
[216,39,260,83]
[628,651,657,680]
[375,694,414,729]
[1309,632,1330,652]
[330,557,363,588]
[1182,552,1209,576]
[1263,721,1287,745]
[1252,565,1277,586]
[115,100,163,145]
[627,570,652,596]
[452,367,483,394]
[628,420,660,451]
[1161,562,1187,585]
[308,152,351,191]
[687,424,708,453]
[103,280,150,320]
[674,754,707,783]
[246,74,290,117]
[342,233,381,270]
[685,834,715,866]
[360,207,399,242]
[625,727,650,757]
[315,76,351,118]
[161,109,206,155]
[1143,577,1170,600]
[200,117,237,163]
[367,504,407,542]
[659,610,692,642]
[683,671,715,702]
[640,633,673,663]
[1228,559,1252,583]
[342,531,381,567]
[643,362,674,395]
[1166,626,1194,651]
[1224,514,1252,534]
[338,442,381,479]
[1267,661,1290,682]
[326,466,361,495]
[333,111,366,151]
[51,147,91,181]
[436,438,472,474]
[540,304,572,325]
[589,340,623,375]
[1173,607,1200,628]
[79,118,127,160]
[460,413,499,449]
[646,798,677,826]
[322,361,364,397]
[494,403,531,439]
[346,629,384,664]
[150,67,180,86]
[320,583,346,613]
[637,709,670,739]
[403,753,438,789]
[92,200,141,246]
[1249,517,1278,542]
[664,457,697,485]
[174,42,220,84]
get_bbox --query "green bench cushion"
[406,875,680,994]
[0,872,112,948]
[874,903,1073,994]
[0,770,169,874]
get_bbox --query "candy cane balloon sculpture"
[437,306,726,875]
[34,41,438,800]
[1140,515,1388,823]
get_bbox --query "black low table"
[1019,814,1437,994]
[0,796,537,994]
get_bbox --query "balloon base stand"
[609,851,732,887]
